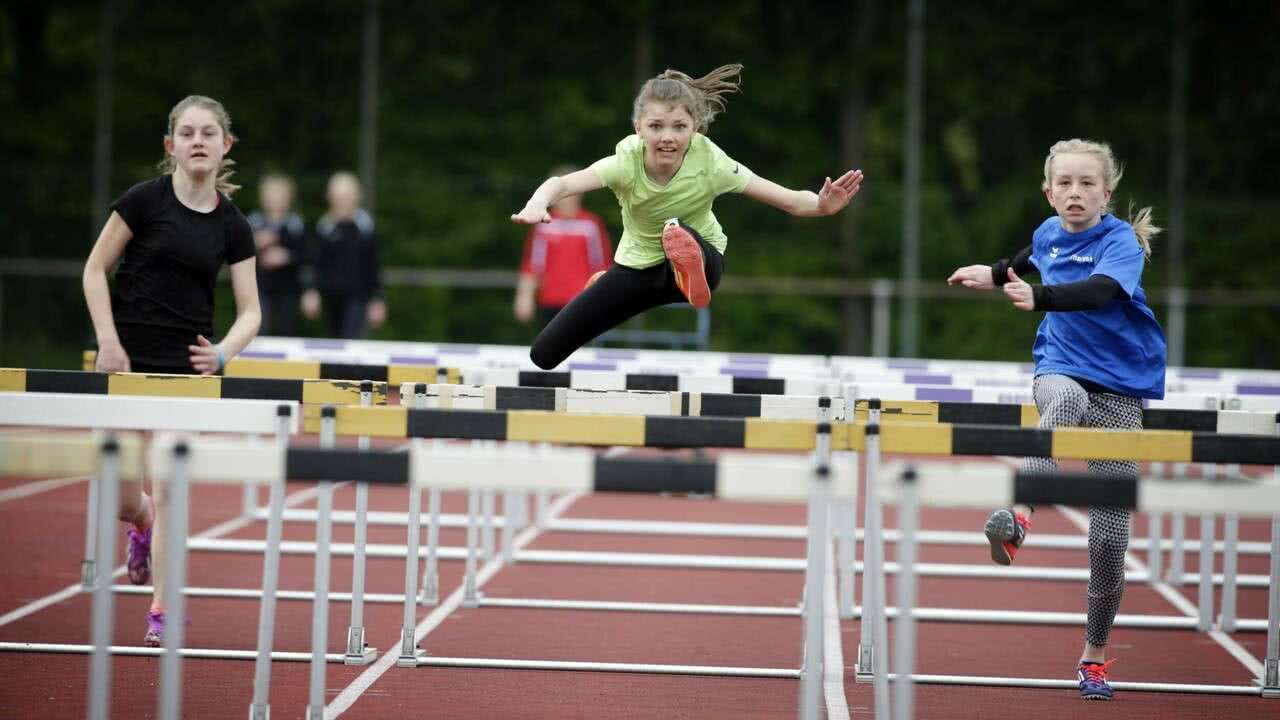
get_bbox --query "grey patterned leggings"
[1024,374,1143,648]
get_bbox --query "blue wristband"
[216,345,226,372]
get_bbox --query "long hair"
[631,64,743,134]
[157,95,240,196]
[1042,138,1160,259]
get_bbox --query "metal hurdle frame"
[879,461,1280,717]
[92,422,847,719]
[846,422,1280,709]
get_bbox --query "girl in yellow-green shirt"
[512,64,864,369]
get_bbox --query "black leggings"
[530,224,723,370]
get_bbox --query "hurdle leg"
[536,488,549,528]
[1220,514,1239,633]
[462,489,482,607]
[893,467,921,720]
[305,412,338,720]
[837,452,858,620]
[1262,514,1279,698]
[481,489,496,560]
[856,414,883,686]
[250,408,292,720]
[158,442,191,720]
[398,452,426,668]
[82,467,100,590]
[345,387,377,664]
[1197,511,1215,632]
[1147,512,1164,585]
[867,421,891,720]
[1168,509,1186,584]
[413,390,440,606]
[501,489,516,562]
[88,438,120,720]
[420,488,441,605]
[798,425,833,720]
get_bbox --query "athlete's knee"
[529,342,558,371]
[1039,377,1088,423]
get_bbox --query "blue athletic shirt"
[1028,214,1166,399]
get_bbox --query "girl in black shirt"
[82,95,260,645]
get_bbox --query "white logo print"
[1070,255,1094,263]
[1049,247,1060,259]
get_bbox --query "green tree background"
[1,0,1276,369]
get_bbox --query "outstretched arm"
[741,170,863,218]
[947,245,1035,291]
[512,168,605,224]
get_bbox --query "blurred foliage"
[1,0,1277,368]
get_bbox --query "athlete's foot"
[1077,659,1116,700]
[984,508,1031,565]
[661,219,711,308]
[143,610,164,647]
[126,526,152,585]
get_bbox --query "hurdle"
[841,416,1280,712]
[133,425,840,719]
[875,459,1280,718]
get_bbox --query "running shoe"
[984,508,1031,565]
[126,526,152,585]
[143,610,164,647]
[661,219,711,308]
[1077,659,1116,700]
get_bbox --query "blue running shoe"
[1078,659,1115,700]
[126,526,152,585]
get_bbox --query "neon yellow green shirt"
[590,133,753,268]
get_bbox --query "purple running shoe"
[143,611,164,647]
[126,526,152,585]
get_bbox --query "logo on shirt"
[1049,247,1060,259]
[732,164,740,174]
[1070,255,1094,264]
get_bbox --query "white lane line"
[325,491,585,719]
[1055,504,1263,679]
[0,475,88,503]
[823,530,850,720]
[0,482,338,630]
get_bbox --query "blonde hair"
[157,95,240,196]
[1042,138,1160,259]
[631,64,743,134]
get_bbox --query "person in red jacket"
[514,165,613,329]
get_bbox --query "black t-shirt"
[246,210,308,295]
[108,175,255,366]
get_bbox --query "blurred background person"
[246,173,308,336]
[302,171,386,338]
[514,165,613,329]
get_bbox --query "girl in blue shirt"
[947,138,1166,701]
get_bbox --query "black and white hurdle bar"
[873,461,1280,718]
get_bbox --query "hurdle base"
[461,590,484,609]
[397,649,426,668]
[344,646,378,666]
[248,703,270,720]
